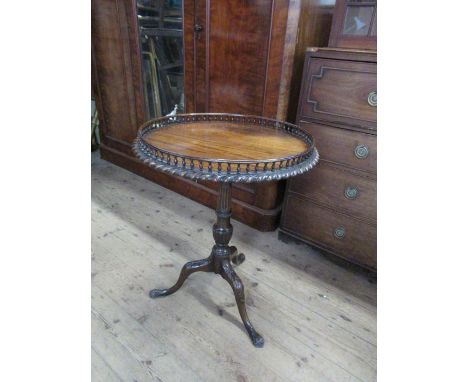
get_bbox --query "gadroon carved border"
[133,113,319,183]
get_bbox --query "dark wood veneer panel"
[193,0,208,112]
[263,0,290,119]
[92,0,134,143]
[299,121,376,173]
[288,161,376,221]
[286,2,335,122]
[300,57,376,129]
[207,0,272,115]
[282,194,376,269]
[183,0,195,112]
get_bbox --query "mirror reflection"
[137,0,184,118]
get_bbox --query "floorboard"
[91,152,377,382]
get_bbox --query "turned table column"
[211,182,264,347]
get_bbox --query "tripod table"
[133,113,319,347]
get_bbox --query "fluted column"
[212,183,233,272]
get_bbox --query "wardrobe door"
[186,0,293,120]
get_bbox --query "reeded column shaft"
[217,181,232,214]
[212,183,233,272]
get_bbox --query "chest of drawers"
[280,48,377,271]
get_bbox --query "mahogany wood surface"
[92,0,138,143]
[205,0,271,116]
[299,121,376,173]
[288,160,376,222]
[299,56,377,130]
[287,0,335,121]
[144,121,308,162]
[281,194,377,270]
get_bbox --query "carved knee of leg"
[232,278,244,297]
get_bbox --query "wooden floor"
[91,152,377,382]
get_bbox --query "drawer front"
[289,161,376,221]
[281,195,376,269]
[299,57,377,130]
[300,121,376,173]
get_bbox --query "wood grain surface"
[282,194,377,270]
[289,160,377,222]
[300,58,377,130]
[144,121,309,161]
[299,121,376,174]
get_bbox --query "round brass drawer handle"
[354,144,369,159]
[333,227,346,239]
[344,186,359,200]
[367,91,377,107]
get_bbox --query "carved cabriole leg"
[220,259,265,347]
[149,257,213,298]
[212,183,264,347]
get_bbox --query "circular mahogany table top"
[133,113,319,183]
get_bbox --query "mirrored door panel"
[137,0,184,118]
